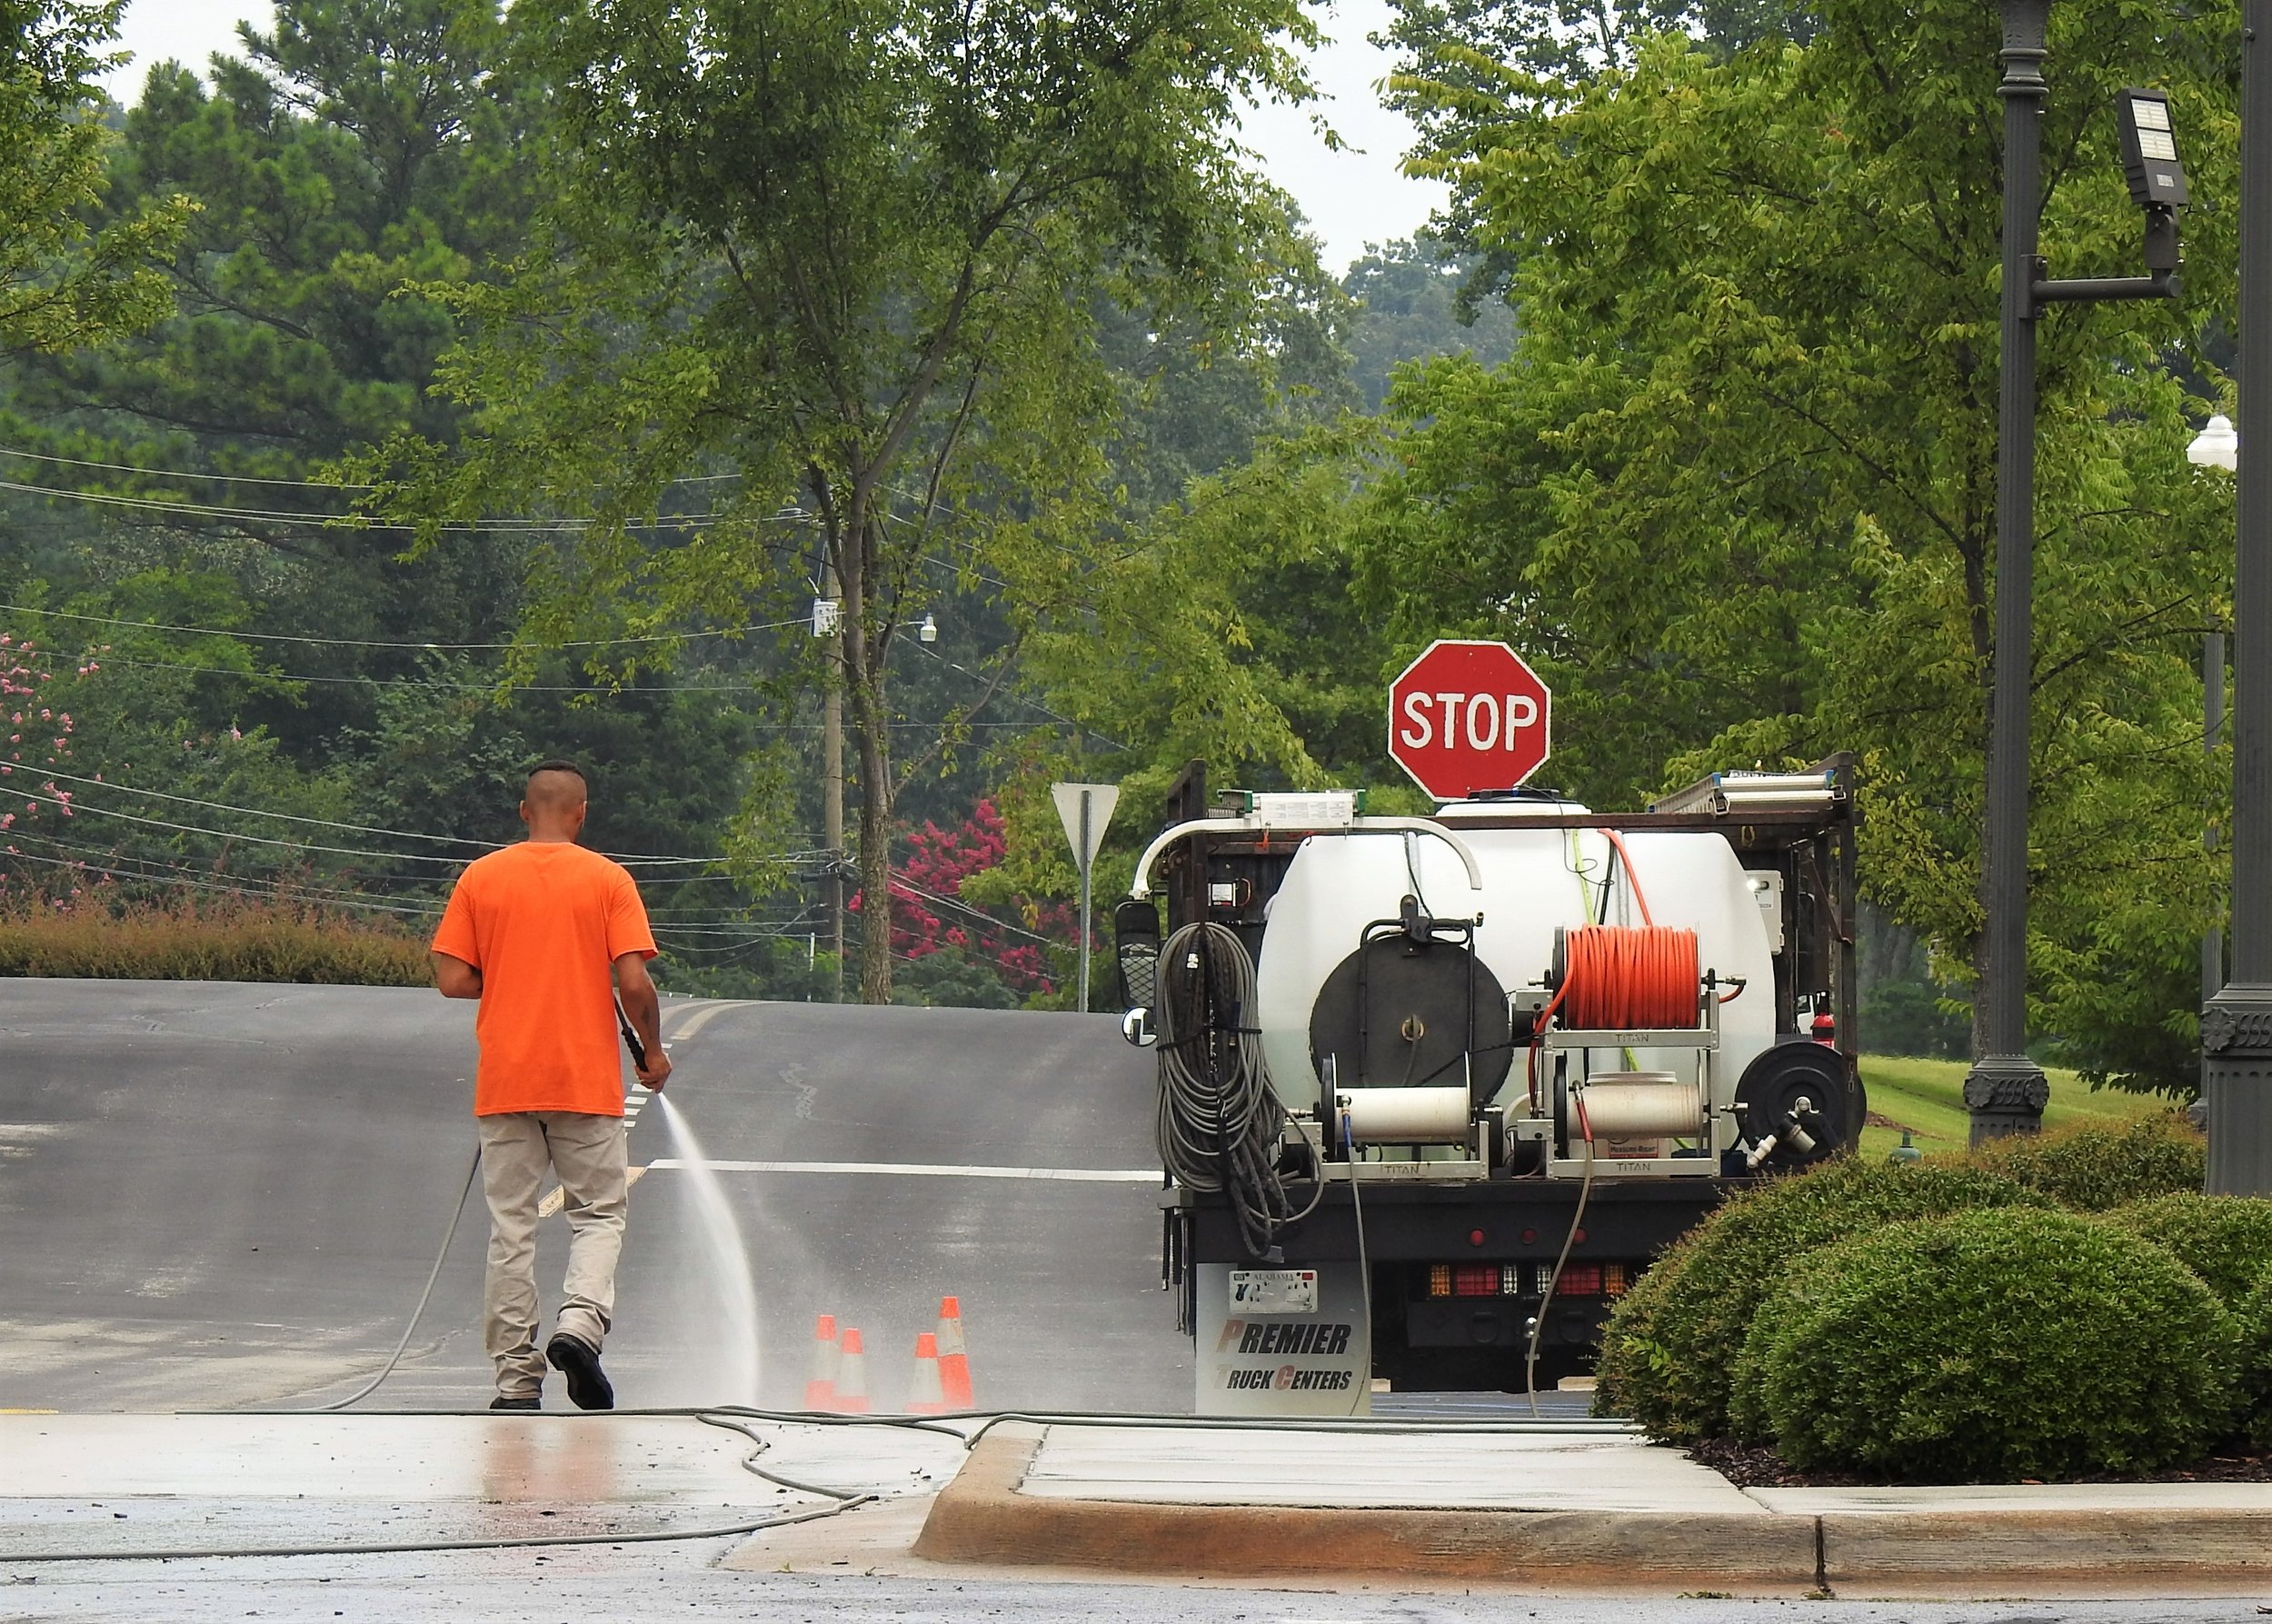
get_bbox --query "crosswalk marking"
[643,1158,1158,1183]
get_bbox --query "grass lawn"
[1853,1053,2175,1162]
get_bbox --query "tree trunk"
[836,505,894,1004]
[856,692,894,1003]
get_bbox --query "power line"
[0,841,444,917]
[58,650,778,694]
[884,868,1054,946]
[910,640,1128,752]
[0,476,727,533]
[5,825,827,922]
[0,788,762,870]
[1,789,476,865]
[25,767,762,864]
[0,602,804,652]
[0,443,747,492]
[26,646,1067,728]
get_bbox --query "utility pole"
[1970,3,2185,1144]
[2204,0,2272,1194]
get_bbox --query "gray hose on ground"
[0,1412,878,1564]
[307,1145,483,1413]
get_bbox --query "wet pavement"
[0,981,1177,1414]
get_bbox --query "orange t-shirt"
[431,841,657,1117]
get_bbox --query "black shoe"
[544,1334,614,1411]
[489,1394,541,1411]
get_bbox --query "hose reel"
[1307,896,1512,1149]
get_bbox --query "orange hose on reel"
[1526,924,1700,1111]
[1556,924,1699,1030]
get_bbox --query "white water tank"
[1252,813,1778,1121]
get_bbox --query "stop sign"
[1389,640,1552,800]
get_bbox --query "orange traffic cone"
[908,1332,948,1414]
[935,1295,973,1410]
[803,1313,839,1410]
[834,1327,871,1414]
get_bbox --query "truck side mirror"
[1113,897,1161,1013]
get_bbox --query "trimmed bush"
[1961,1114,2205,1211]
[1591,1159,2047,1440]
[1734,1208,2241,1480]
[2237,1272,2272,1447]
[2108,1192,2272,1305]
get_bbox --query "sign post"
[1051,782,1120,1012]
[1387,641,1553,800]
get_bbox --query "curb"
[914,1431,2272,1587]
[912,1431,1816,1587]
[1821,1508,2272,1586]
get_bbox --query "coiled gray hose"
[1153,921,1297,1256]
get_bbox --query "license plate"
[1229,1269,1318,1314]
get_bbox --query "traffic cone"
[935,1295,973,1410]
[803,1313,839,1410]
[834,1328,870,1414]
[908,1332,947,1415]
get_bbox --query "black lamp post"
[1970,0,2187,1146]
[2202,0,2272,1195]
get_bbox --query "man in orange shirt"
[431,761,672,1411]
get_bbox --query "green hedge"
[2236,1273,2272,1447]
[1591,1160,2048,1440]
[1730,1209,2240,1480]
[1960,1114,2205,1211]
[2108,1192,2272,1305]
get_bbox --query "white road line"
[643,1159,1158,1183]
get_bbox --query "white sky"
[99,0,1445,274]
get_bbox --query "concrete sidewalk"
[12,1412,2272,1595]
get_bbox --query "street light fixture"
[2117,89,2189,209]
[2190,414,2239,472]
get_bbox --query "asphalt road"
[11,1553,2269,1624]
[0,980,1179,1412]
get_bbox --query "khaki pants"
[477,1111,627,1398]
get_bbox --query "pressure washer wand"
[615,998,649,1072]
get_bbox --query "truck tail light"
[1429,1263,1451,1297]
[1560,1263,1603,1296]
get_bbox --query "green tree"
[1352,3,2240,1092]
[1341,234,1517,410]
[366,0,1327,1003]
[0,0,189,354]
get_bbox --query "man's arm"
[431,951,483,1000]
[613,951,671,1089]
